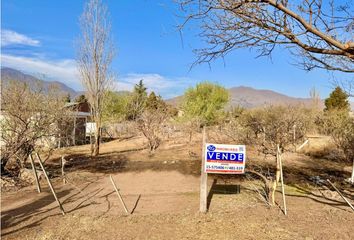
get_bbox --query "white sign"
[86,122,96,136]
[205,143,246,174]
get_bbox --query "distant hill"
[227,86,315,108]
[2,67,353,110]
[1,67,132,99]
[167,86,354,110]
[1,67,78,97]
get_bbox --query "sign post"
[200,126,208,213]
[199,136,247,212]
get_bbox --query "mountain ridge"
[2,67,353,110]
[1,67,78,97]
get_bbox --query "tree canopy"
[182,82,229,125]
[324,86,350,112]
[126,80,148,121]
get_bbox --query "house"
[59,101,91,147]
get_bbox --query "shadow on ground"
[1,189,71,237]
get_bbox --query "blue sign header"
[206,152,244,162]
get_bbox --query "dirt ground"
[1,134,354,239]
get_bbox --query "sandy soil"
[1,134,354,239]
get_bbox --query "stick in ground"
[29,154,41,193]
[109,175,130,214]
[35,152,65,215]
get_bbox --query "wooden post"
[293,125,296,152]
[200,126,208,213]
[278,146,287,215]
[29,154,41,193]
[297,139,309,151]
[109,175,130,214]
[72,117,76,145]
[351,159,354,184]
[327,179,354,212]
[35,153,65,215]
[61,156,67,184]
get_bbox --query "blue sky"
[1,0,352,99]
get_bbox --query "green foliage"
[75,94,88,103]
[324,87,350,112]
[181,82,229,125]
[126,80,148,120]
[102,91,131,122]
[145,92,166,112]
[64,93,71,103]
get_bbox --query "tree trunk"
[93,121,101,156]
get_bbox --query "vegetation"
[64,93,71,103]
[126,80,148,121]
[179,0,354,73]
[181,82,229,126]
[75,94,88,103]
[0,81,70,175]
[102,91,131,122]
[76,0,115,156]
[324,86,350,112]
[137,92,169,154]
[240,105,313,205]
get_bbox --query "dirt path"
[2,170,354,240]
[2,136,354,239]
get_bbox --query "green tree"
[182,82,229,125]
[324,87,350,112]
[102,91,131,122]
[145,92,166,111]
[75,94,88,103]
[126,80,148,120]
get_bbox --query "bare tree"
[77,0,115,156]
[179,0,354,73]
[0,81,71,175]
[243,105,313,204]
[137,92,170,154]
[138,111,168,154]
[320,110,354,182]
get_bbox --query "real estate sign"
[205,143,246,174]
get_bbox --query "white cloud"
[1,54,195,98]
[1,54,81,89]
[1,30,40,47]
[115,73,193,98]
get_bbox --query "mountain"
[1,67,78,96]
[168,86,354,110]
[2,67,353,110]
[227,86,315,108]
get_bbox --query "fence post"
[36,153,65,215]
[200,126,208,213]
[29,154,41,193]
[278,145,287,215]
